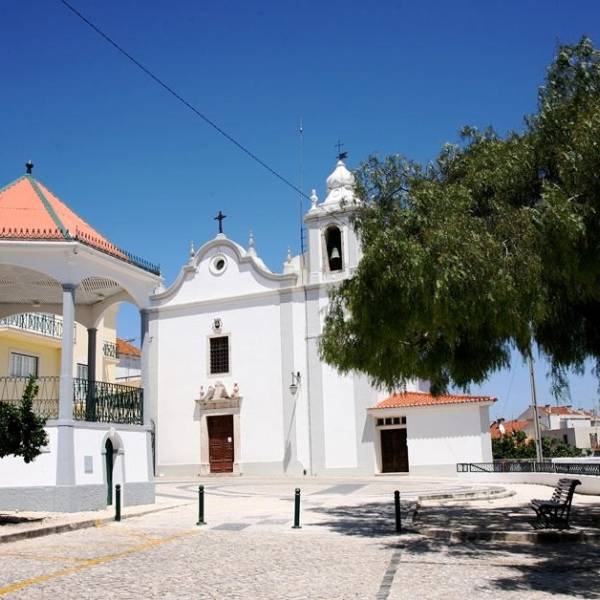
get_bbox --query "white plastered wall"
[0,427,57,487]
[155,297,285,471]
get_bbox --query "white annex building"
[149,159,494,478]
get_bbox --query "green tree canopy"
[320,37,600,394]
[0,376,48,462]
[492,431,582,460]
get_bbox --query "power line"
[59,0,310,201]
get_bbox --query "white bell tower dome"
[304,156,362,284]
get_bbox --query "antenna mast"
[299,118,306,268]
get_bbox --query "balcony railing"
[0,376,60,419]
[0,313,63,339]
[0,376,143,425]
[73,378,143,425]
[103,340,118,359]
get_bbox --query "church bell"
[329,245,342,270]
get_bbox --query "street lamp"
[289,371,301,395]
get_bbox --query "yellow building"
[0,308,120,410]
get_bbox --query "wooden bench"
[531,478,581,529]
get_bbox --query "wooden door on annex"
[380,428,409,473]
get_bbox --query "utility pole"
[528,350,543,462]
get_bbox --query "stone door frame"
[198,399,242,475]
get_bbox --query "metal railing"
[103,340,118,359]
[73,378,143,425]
[0,376,143,425]
[457,461,600,477]
[0,313,63,339]
[0,376,60,419]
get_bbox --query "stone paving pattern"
[0,477,598,599]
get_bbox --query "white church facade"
[148,159,494,478]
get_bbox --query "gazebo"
[0,162,162,511]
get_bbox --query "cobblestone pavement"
[0,478,598,599]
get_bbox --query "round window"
[210,255,228,275]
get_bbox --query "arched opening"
[105,438,114,505]
[114,302,142,388]
[324,226,343,271]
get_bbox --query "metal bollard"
[394,490,401,533]
[196,485,206,526]
[292,488,301,529]
[115,484,121,522]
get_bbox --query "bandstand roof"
[0,170,159,276]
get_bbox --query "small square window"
[401,416,407,425]
[385,417,392,425]
[210,336,229,374]
[376,418,384,426]
[393,417,400,425]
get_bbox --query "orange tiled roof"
[0,175,126,259]
[490,419,529,439]
[116,338,141,358]
[372,391,497,410]
[540,405,588,416]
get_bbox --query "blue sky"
[2,0,599,418]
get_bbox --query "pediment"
[152,236,297,306]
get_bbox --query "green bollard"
[292,488,301,529]
[115,484,121,522]
[196,485,206,526]
[394,490,401,533]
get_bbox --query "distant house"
[490,418,532,440]
[492,405,600,451]
[115,338,141,387]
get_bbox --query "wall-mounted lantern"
[289,371,301,395]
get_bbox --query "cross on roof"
[214,210,227,234]
[334,140,347,161]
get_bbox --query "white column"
[140,309,155,481]
[59,284,76,420]
[56,283,76,488]
[140,309,150,427]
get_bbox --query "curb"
[417,488,515,502]
[418,526,600,545]
[0,501,192,545]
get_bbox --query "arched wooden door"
[105,439,114,505]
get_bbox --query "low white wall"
[0,427,57,487]
[74,427,150,486]
[120,430,150,483]
[458,471,600,495]
[553,457,600,464]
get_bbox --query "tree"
[320,37,600,395]
[0,376,48,462]
[492,431,583,460]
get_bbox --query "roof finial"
[189,240,195,259]
[286,246,292,262]
[310,189,318,210]
[248,229,256,256]
[25,160,34,175]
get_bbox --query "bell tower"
[304,157,361,285]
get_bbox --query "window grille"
[10,352,39,377]
[210,336,229,374]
